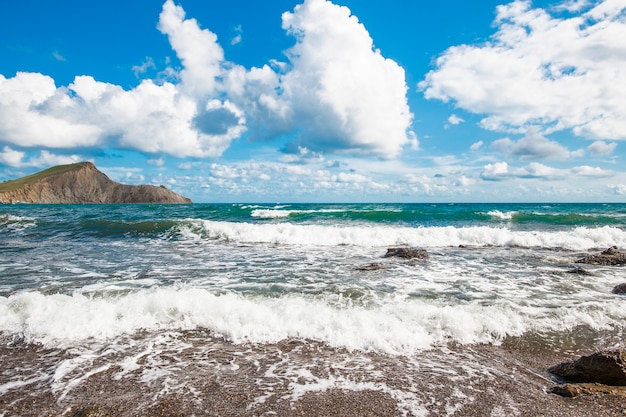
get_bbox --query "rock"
[0,162,191,204]
[548,350,626,386]
[566,266,592,275]
[356,263,384,271]
[549,383,626,398]
[383,247,429,260]
[576,246,626,266]
[612,283,626,294]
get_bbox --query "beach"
[2,335,626,416]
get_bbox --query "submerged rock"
[355,263,384,271]
[576,246,626,266]
[383,248,429,260]
[612,283,626,294]
[548,350,626,386]
[565,266,593,275]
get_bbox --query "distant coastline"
[0,162,192,204]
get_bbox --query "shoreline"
[2,333,625,417]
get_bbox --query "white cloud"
[0,2,247,159]
[157,0,224,97]
[611,184,626,195]
[0,0,416,162]
[231,25,243,45]
[513,162,563,179]
[470,140,484,151]
[336,172,368,183]
[132,57,156,78]
[491,128,570,160]
[448,114,464,125]
[279,146,325,164]
[481,160,611,182]
[552,0,591,12]
[0,146,25,167]
[456,175,474,186]
[52,51,66,62]
[0,72,103,148]
[148,157,165,167]
[421,0,626,141]
[279,0,414,158]
[481,161,510,181]
[27,151,82,168]
[0,146,82,168]
[588,140,617,156]
[570,165,612,177]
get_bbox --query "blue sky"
[1,0,625,203]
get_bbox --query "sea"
[1,203,626,416]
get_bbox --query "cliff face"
[0,162,192,204]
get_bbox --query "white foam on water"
[190,220,626,250]
[0,214,36,232]
[485,210,517,220]
[250,208,354,219]
[1,288,624,355]
[250,209,294,219]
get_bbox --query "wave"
[0,214,36,232]
[250,207,349,219]
[180,220,626,250]
[486,210,517,220]
[1,288,623,355]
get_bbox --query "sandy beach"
[2,332,626,417]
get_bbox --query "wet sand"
[2,332,626,417]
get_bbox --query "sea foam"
[1,288,623,355]
[187,220,626,251]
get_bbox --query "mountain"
[0,162,192,204]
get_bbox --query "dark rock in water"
[576,246,626,266]
[612,283,626,294]
[566,266,592,275]
[356,263,384,271]
[549,383,626,398]
[548,350,626,386]
[383,248,428,260]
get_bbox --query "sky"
[1,0,625,203]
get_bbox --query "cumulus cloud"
[588,140,617,156]
[157,0,224,97]
[0,72,103,148]
[0,0,415,162]
[491,128,571,160]
[0,146,25,167]
[420,0,626,141]
[279,0,414,158]
[470,141,484,151]
[481,161,511,181]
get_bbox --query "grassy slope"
[0,163,87,193]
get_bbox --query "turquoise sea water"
[1,202,626,413]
